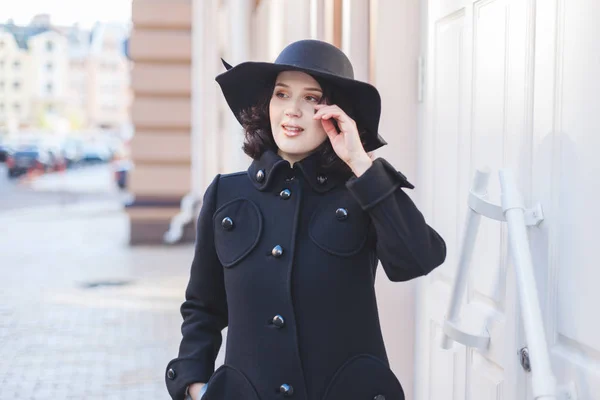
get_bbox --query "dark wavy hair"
[239,73,369,177]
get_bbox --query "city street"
[0,164,126,213]
[0,165,225,399]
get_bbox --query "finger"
[321,118,339,140]
[314,104,341,113]
[315,110,342,120]
[313,108,335,119]
[320,111,351,129]
[313,104,342,117]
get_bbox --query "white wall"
[370,1,422,399]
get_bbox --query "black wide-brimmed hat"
[215,39,387,152]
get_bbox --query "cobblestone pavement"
[0,202,226,400]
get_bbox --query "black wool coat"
[165,149,446,400]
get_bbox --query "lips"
[282,124,304,137]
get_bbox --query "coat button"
[221,217,234,230]
[373,396,386,400]
[256,169,266,182]
[272,315,285,328]
[280,189,292,200]
[316,174,328,185]
[167,368,176,380]
[279,383,294,396]
[335,208,348,220]
[272,245,283,258]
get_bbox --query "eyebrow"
[275,82,323,93]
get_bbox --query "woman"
[165,39,446,400]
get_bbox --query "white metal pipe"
[499,169,557,399]
[440,167,490,349]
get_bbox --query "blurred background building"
[0,14,131,133]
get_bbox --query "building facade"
[0,16,131,133]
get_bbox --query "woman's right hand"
[188,382,206,400]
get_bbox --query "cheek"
[309,117,327,138]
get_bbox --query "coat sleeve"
[346,158,446,282]
[165,174,228,400]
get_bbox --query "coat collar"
[247,149,344,193]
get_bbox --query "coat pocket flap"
[322,354,405,400]
[309,200,370,257]
[213,198,262,267]
[203,365,261,400]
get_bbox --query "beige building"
[0,21,69,130]
[61,20,132,132]
[85,23,132,130]
[0,16,131,133]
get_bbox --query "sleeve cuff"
[346,158,414,210]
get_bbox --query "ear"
[221,58,233,70]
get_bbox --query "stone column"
[128,0,194,244]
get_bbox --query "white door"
[415,0,600,399]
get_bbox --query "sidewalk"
[0,201,223,400]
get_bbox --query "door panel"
[418,0,529,398]
[419,0,600,398]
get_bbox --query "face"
[269,71,329,165]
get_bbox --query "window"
[13,81,20,90]
[46,62,53,71]
[0,60,4,69]
[13,103,20,112]
[47,104,54,113]
[0,41,4,49]
[0,81,4,91]
[0,103,4,112]
[46,41,54,52]
[13,60,20,70]
[46,82,53,94]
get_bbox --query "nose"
[284,101,302,118]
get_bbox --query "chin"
[276,141,317,157]
[275,134,326,155]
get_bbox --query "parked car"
[47,147,67,172]
[6,146,53,178]
[60,138,84,168]
[0,142,13,162]
[81,143,112,164]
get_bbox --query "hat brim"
[215,61,387,152]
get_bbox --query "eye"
[275,91,288,99]
[305,95,320,102]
